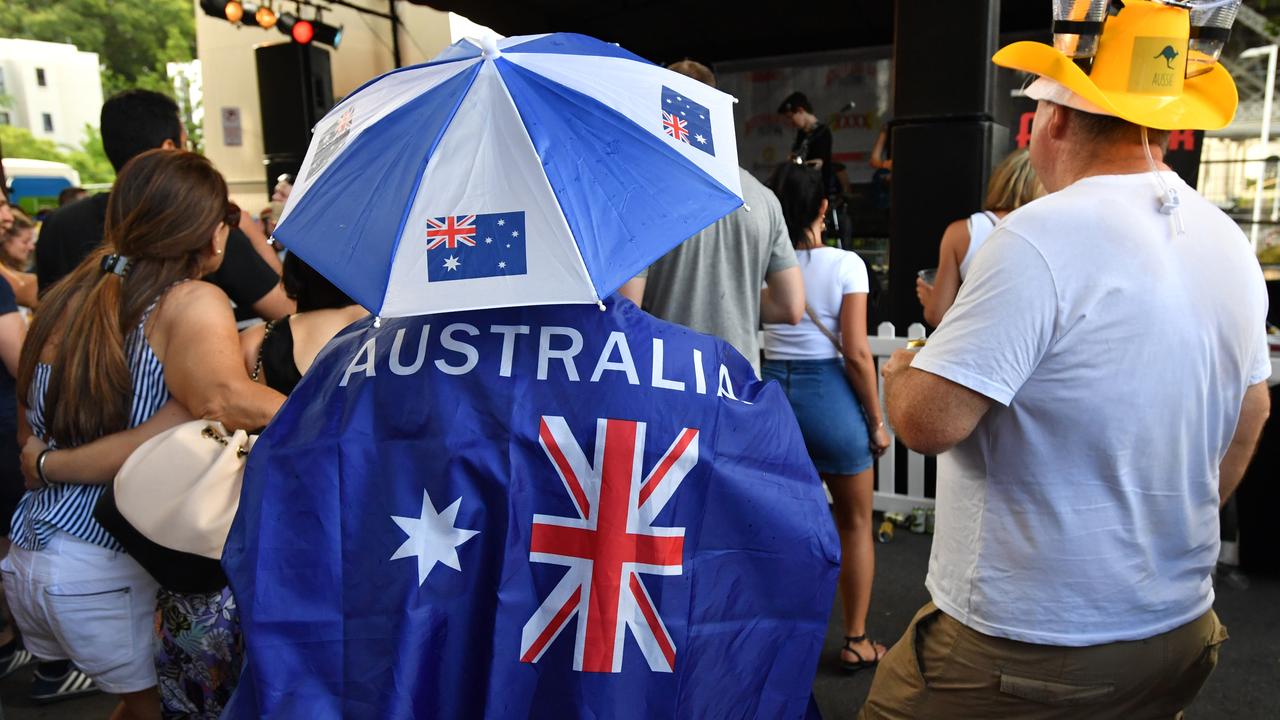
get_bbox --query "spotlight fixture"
[312,21,343,49]
[224,0,244,23]
[292,19,315,44]
[276,12,341,48]
[255,5,278,29]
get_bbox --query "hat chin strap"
[1143,126,1185,236]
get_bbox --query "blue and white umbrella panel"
[274,34,744,317]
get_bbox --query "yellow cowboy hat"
[993,0,1237,130]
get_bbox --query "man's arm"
[251,283,296,322]
[1220,381,1270,507]
[881,348,993,455]
[759,266,804,324]
[237,209,283,273]
[618,277,646,305]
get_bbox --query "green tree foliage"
[0,124,115,185]
[0,0,195,98]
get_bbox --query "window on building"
[0,112,10,126]
[42,113,54,133]
[36,67,46,86]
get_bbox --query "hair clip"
[100,253,131,276]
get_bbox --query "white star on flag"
[498,261,507,269]
[497,219,506,226]
[512,230,520,237]
[390,489,480,586]
[443,255,461,271]
[485,237,493,244]
[695,134,706,144]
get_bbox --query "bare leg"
[0,537,13,647]
[108,687,161,720]
[824,468,886,665]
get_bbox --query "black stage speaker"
[255,42,333,192]
[888,0,1002,330]
[887,120,1005,328]
[893,0,999,121]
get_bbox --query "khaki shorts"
[859,602,1227,720]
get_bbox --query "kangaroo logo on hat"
[1155,45,1180,70]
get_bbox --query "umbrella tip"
[373,316,382,328]
[597,300,606,311]
[479,35,501,59]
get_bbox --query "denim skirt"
[762,358,874,475]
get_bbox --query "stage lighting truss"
[201,0,343,48]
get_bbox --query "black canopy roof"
[408,1,1049,65]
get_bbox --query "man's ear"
[1045,103,1071,141]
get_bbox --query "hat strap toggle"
[1142,126,1185,236]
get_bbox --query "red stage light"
[291,19,314,44]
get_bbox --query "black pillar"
[889,0,1004,329]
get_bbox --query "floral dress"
[155,587,243,719]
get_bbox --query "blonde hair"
[984,149,1044,213]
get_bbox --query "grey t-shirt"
[640,168,798,371]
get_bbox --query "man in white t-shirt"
[861,3,1271,718]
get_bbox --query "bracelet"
[36,449,52,487]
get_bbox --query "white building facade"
[0,38,104,149]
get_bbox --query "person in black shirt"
[778,91,837,197]
[35,90,292,321]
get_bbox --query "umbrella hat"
[273,33,745,317]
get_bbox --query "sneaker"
[30,665,99,704]
[0,646,33,680]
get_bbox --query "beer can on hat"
[925,508,936,534]
[910,507,927,534]
[877,520,895,543]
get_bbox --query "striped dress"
[9,300,170,552]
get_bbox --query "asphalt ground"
[2,521,1276,719]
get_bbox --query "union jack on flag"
[426,215,478,250]
[521,416,700,673]
[662,111,688,143]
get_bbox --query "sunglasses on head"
[224,202,240,229]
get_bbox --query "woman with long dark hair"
[762,163,891,672]
[239,251,366,396]
[4,149,284,719]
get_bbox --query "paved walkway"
[3,525,1276,718]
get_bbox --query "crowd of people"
[0,2,1272,717]
[0,89,366,719]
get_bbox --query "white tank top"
[958,211,999,280]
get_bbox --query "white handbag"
[112,420,256,560]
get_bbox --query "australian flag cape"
[223,297,839,719]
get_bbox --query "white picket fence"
[868,322,935,514]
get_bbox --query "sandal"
[841,634,886,672]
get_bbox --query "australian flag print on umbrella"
[272,34,744,317]
[426,212,527,282]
